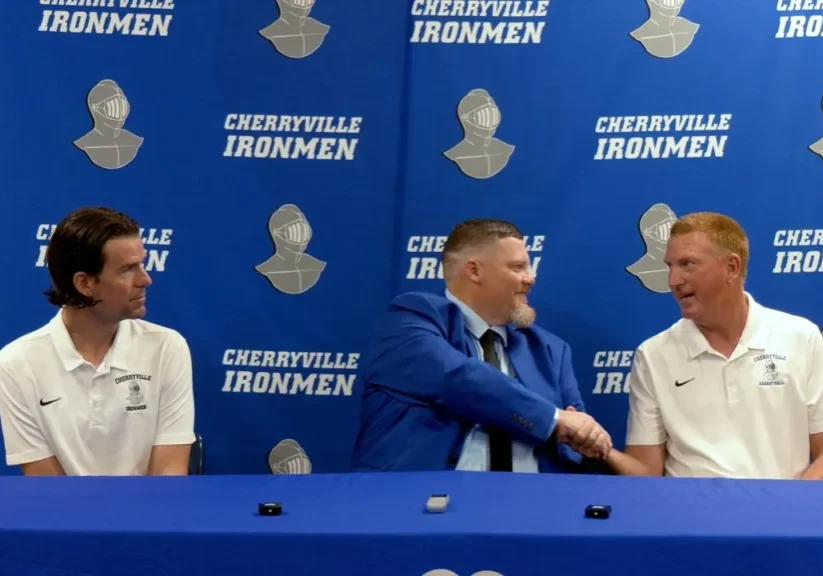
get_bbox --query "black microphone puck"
[259,502,282,516]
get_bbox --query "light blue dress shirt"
[445,290,558,473]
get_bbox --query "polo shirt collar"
[49,309,131,372]
[445,289,508,346]
[681,291,767,359]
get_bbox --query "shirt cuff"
[545,407,559,440]
[153,432,196,446]
[6,446,54,466]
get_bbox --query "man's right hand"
[555,407,612,460]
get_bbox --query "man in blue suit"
[351,219,611,473]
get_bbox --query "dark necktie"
[479,330,513,472]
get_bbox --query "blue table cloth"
[0,471,820,575]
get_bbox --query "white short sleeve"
[806,329,823,435]
[0,361,54,465]
[625,346,667,446]
[153,334,196,446]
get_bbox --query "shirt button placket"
[89,375,103,428]
[725,362,739,403]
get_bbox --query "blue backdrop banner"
[0,0,820,475]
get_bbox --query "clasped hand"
[555,406,612,460]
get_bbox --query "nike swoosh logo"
[39,398,61,406]
[675,379,694,387]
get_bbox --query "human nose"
[139,266,152,287]
[668,266,683,289]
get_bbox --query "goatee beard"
[510,304,536,328]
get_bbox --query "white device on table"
[426,494,449,513]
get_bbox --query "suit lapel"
[505,326,545,396]
[506,326,564,469]
[443,298,478,359]
[463,326,479,359]
[505,326,530,383]
[446,307,478,359]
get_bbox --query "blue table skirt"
[0,471,820,575]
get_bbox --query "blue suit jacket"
[351,291,603,473]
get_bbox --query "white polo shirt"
[626,293,823,479]
[0,310,195,476]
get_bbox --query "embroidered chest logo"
[753,354,787,387]
[125,382,147,412]
[116,373,151,412]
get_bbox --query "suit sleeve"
[555,342,597,469]
[365,305,558,444]
[558,342,585,412]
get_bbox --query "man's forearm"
[21,456,66,476]
[799,455,823,479]
[605,449,662,476]
[148,445,191,475]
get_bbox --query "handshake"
[554,406,612,460]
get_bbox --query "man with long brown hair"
[0,207,195,476]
